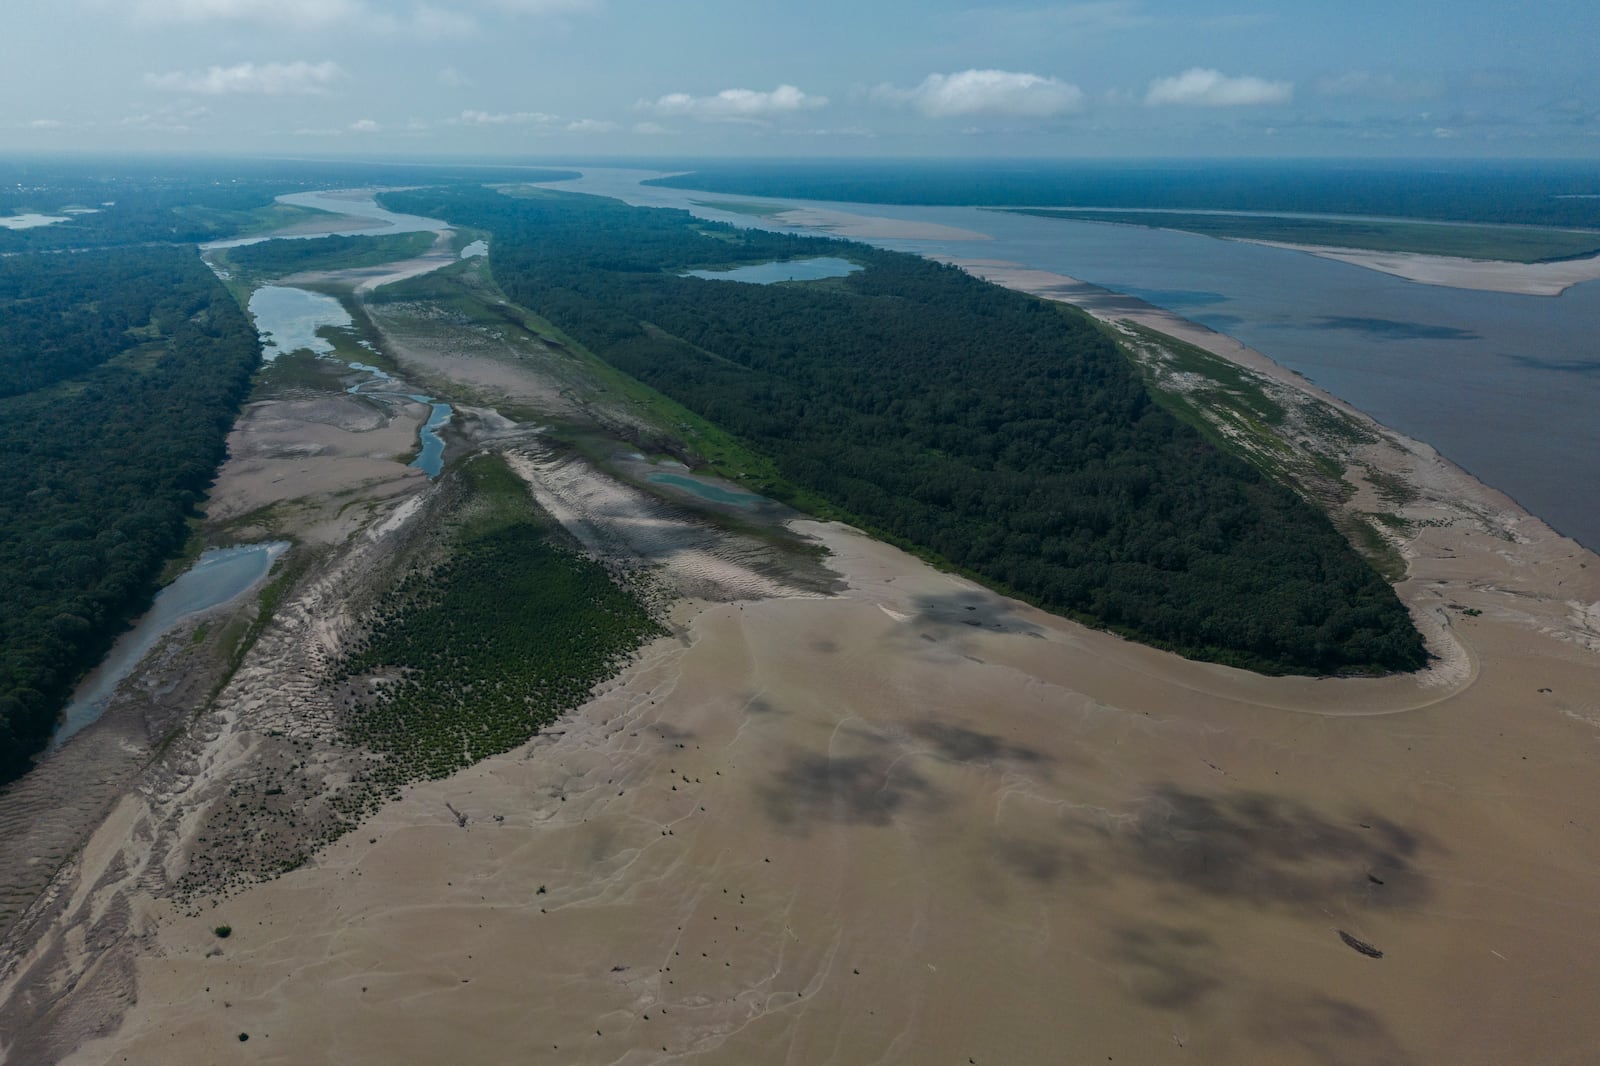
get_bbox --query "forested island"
[1001,208,1600,263]
[383,186,1426,677]
[0,245,260,784]
[216,231,438,281]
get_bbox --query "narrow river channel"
[49,190,458,748]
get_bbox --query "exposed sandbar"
[772,206,990,242]
[1235,239,1600,296]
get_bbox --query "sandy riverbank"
[263,214,389,240]
[1235,240,1600,296]
[40,360,1600,1066]
[47,486,1600,1064]
[7,221,1600,1066]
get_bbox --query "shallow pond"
[51,543,289,749]
[647,471,762,507]
[0,213,69,230]
[248,286,353,361]
[683,257,860,285]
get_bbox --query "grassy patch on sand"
[370,257,823,506]
[1112,320,1410,582]
[212,230,437,282]
[332,453,663,791]
[690,199,791,219]
[176,201,338,240]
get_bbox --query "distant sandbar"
[1236,240,1600,296]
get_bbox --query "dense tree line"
[0,248,221,397]
[0,245,260,784]
[383,186,1426,676]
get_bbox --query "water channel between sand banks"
[50,542,289,749]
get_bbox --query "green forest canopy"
[381,185,1427,678]
[0,245,260,784]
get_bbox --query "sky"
[2,0,1596,158]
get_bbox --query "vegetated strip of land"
[645,160,1600,229]
[382,185,1425,677]
[173,453,665,891]
[214,230,439,280]
[334,453,664,790]
[1001,208,1600,263]
[689,199,791,219]
[0,245,260,785]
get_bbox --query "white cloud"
[456,109,559,125]
[350,118,381,132]
[452,109,611,134]
[1145,68,1292,107]
[146,60,346,96]
[633,121,676,135]
[438,66,471,89]
[641,85,826,121]
[28,118,65,129]
[878,70,1084,118]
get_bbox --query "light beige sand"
[264,214,389,239]
[48,497,1600,1064]
[279,230,456,296]
[773,207,991,242]
[204,393,428,545]
[945,257,1369,390]
[1235,240,1600,296]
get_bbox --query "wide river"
[560,169,1600,553]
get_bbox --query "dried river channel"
[44,192,457,751]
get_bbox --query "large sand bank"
[1236,240,1600,296]
[48,478,1600,1064]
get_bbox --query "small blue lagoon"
[683,257,860,285]
[647,472,762,507]
[52,543,289,749]
[248,286,352,361]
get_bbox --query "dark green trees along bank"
[0,245,260,784]
[382,185,1427,678]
